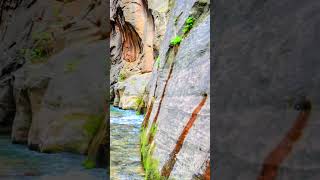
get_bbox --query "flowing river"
[0,105,145,180]
[110,106,145,180]
[0,137,106,180]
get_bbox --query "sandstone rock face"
[26,41,107,153]
[110,0,168,112]
[0,0,108,158]
[141,0,211,179]
[110,0,170,81]
[0,76,15,134]
[12,64,51,144]
[147,0,170,54]
[110,0,150,78]
[214,0,320,180]
[113,73,151,110]
[110,0,211,178]
[87,116,108,168]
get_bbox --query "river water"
[0,137,106,180]
[0,106,145,180]
[110,106,144,180]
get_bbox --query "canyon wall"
[110,0,170,112]
[110,0,211,179]
[142,0,210,179]
[0,0,108,167]
[214,0,320,179]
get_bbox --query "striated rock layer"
[110,0,171,111]
[140,0,211,179]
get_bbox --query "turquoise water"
[110,106,145,180]
[0,137,107,180]
[0,105,145,180]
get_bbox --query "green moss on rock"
[118,72,127,82]
[82,158,96,169]
[83,115,105,138]
[170,36,182,46]
[63,113,105,138]
[140,124,166,180]
[182,17,195,34]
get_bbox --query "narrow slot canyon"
[0,0,211,179]
[110,0,210,179]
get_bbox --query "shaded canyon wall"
[0,0,108,167]
[214,0,320,180]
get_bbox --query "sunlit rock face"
[0,0,108,158]
[113,73,151,110]
[110,0,163,111]
[110,0,211,178]
[139,0,211,179]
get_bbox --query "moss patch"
[182,17,195,34]
[135,96,145,114]
[140,124,166,180]
[118,72,127,82]
[169,36,182,46]
[84,115,105,138]
[135,96,143,107]
[156,56,161,69]
[82,158,96,169]
[21,31,55,64]
[63,113,105,138]
[168,16,196,49]
[64,59,81,73]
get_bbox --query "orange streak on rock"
[147,62,175,144]
[142,100,154,129]
[257,108,311,180]
[203,159,211,180]
[161,95,208,178]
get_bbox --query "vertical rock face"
[0,76,15,134]
[110,0,210,178]
[214,0,320,180]
[110,0,167,110]
[140,0,210,179]
[0,0,108,159]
